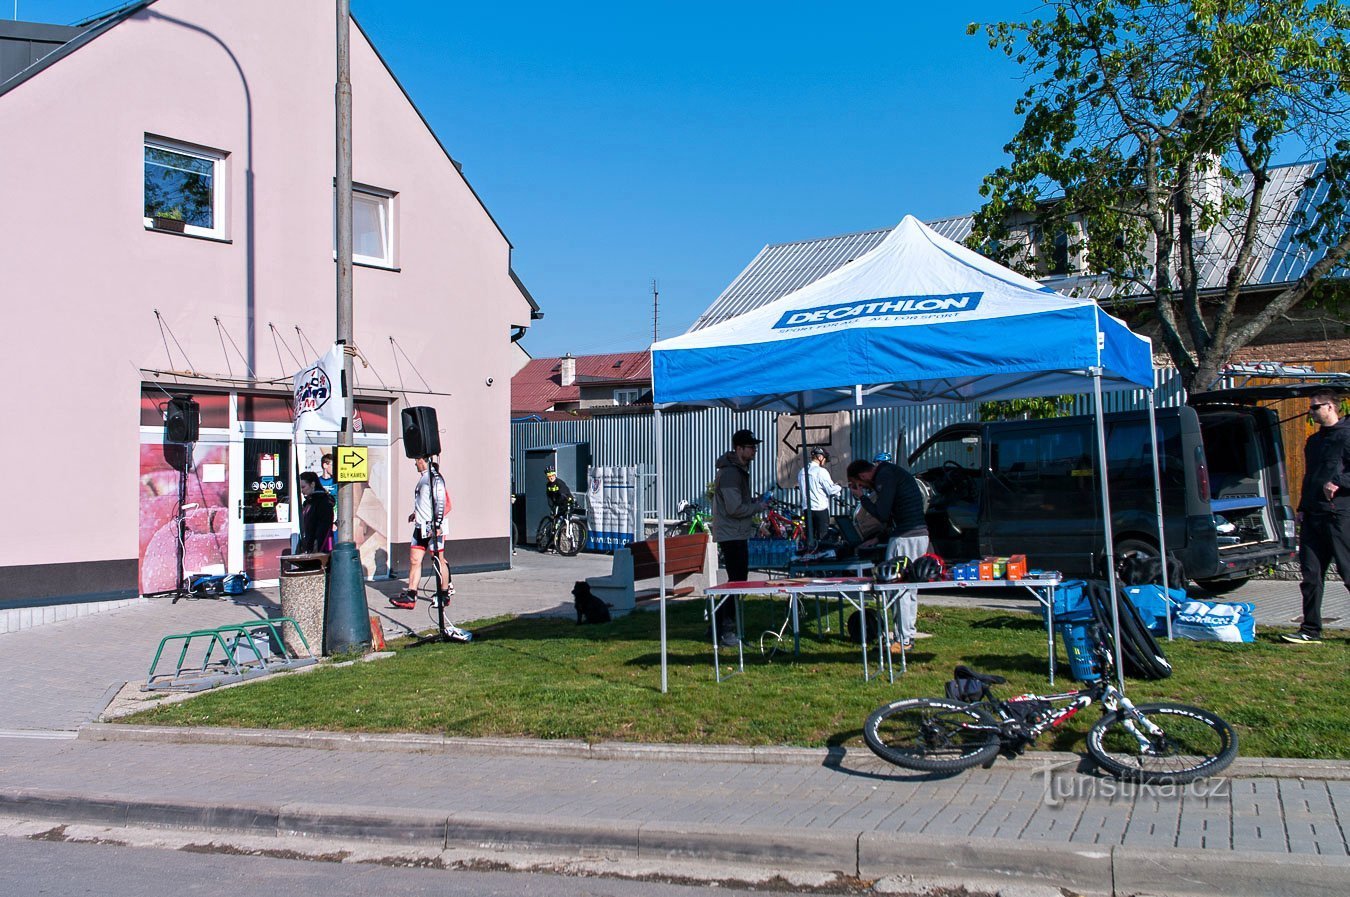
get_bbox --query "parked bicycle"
[677,499,712,535]
[863,624,1237,784]
[536,503,588,557]
[757,497,806,543]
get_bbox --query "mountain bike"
[862,624,1237,784]
[677,499,712,535]
[536,504,588,557]
[757,497,806,543]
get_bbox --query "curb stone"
[79,722,1350,779]
[3,787,1347,897]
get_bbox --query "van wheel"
[1111,538,1158,575]
[1195,577,1250,595]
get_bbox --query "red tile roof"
[510,351,651,413]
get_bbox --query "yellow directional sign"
[336,446,368,482]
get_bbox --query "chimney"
[559,353,576,387]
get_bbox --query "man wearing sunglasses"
[1284,392,1350,645]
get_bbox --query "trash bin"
[279,552,329,657]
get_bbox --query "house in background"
[0,0,537,606]
[511,352,652,418]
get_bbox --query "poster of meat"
[139,442,230,594]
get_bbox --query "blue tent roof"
[651,215,1153,411]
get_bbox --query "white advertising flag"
[293,344,346,433]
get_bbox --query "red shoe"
[390,590,417,609]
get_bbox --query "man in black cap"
[710,428,770,647]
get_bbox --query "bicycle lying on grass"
[863,624,1237,784]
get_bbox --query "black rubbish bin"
[279,552,329,657]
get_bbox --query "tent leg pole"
[655,406,668,693]
[799,409,809,544]
[1092,369,1126,692]
[1146,383,1173,640]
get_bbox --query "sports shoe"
[890,640,913,655]
[390,591,416,610]
[442,624,473,642]
[718,631,742,648]
[1281,632,1322,644]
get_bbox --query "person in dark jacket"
[1284,391,1350,645]
[847,457,931,651]
[297,471,335,553]
[710,429,769,647]
[545,468,573,513]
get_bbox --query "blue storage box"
[1040,579,1090,621]
[1123,585,1185,634]
[1057,618,1101,682]
[950,562,979,581]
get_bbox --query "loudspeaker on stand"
[401,406,441,458]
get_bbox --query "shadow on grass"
[968,614,1046,632]
[963,652,1056,675]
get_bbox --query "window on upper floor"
[335,185,396,268]
[614,388,642,406]
[144,136,227,239]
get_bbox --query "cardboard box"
[1006,554,1027,580]
[979,558,995,580]
[951,562,979,581]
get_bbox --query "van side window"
[989,429,1094,520]
[1106,419,1185,510]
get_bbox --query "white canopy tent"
[648,215,1167,691]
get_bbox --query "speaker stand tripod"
[407,561,456,648]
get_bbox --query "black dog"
[572,580,612,624]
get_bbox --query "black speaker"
[401,406,441,458]
[165,395,200,443]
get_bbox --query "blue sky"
[24,1,1031,357]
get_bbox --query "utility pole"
[325,0,371,654]
[652,279,659,345]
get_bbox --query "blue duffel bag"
[1173,600,1256,643]
[1123,584,1186,635]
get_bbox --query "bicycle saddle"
[953,665,1006,685]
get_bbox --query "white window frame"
[143,136,228,240]
[345,185,396,268]
[613,388,642,406]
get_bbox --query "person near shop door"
[393,456,453,610]
[1284,391,1350,645]
[296,471,335,553]
[711,429,769,648]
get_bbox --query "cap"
[811,447,829,460]
[732,429,762,447]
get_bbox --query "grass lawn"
[125,599,1349,760]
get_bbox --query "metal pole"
[655,405,668,692]
[1145,384,1174,639]
[324,0,371,654]
[1091,369,1126,691]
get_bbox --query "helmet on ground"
[906,553,946,583]
[873,557,911,584]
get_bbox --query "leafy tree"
[968,0,1350,390]
[979,395,1074,421]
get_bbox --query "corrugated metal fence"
[511,369,1186,516]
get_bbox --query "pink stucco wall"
[0,0,533,582]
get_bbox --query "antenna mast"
[651,279,659,345]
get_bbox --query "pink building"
[0,0,537,602]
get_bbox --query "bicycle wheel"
[536,518,555,552]
[558,520,584,556]
[864,698,1002,773]
[1087,702,1237,784]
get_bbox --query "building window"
[614,388,641,406]
[342,186,395,267]
[144,137,226,238]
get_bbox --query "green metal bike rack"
[145,616,317,692]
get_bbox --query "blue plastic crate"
[1039,579,1090,622]
[1057,618,1101,682]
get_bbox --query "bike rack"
[144,616,317,692]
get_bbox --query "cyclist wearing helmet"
[545,467,573,513]
[797,447,842,542]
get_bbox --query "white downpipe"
[1092,368,1127,691]
[1145,386,1174,640]
[654,406,668,693]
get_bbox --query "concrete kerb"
[78,722,1350,780]
[5,786,1348,896]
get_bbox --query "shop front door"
[235,435,294,583]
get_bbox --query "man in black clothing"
[296,471,335,553]
[1284,391,1350,645]
[545,468,573,513]
[847,457,930,651]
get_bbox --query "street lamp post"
[324,0,372,654]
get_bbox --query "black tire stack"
[1084,579,1172,680]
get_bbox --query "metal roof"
[510,351,652,413]
[690,162,1344,331]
